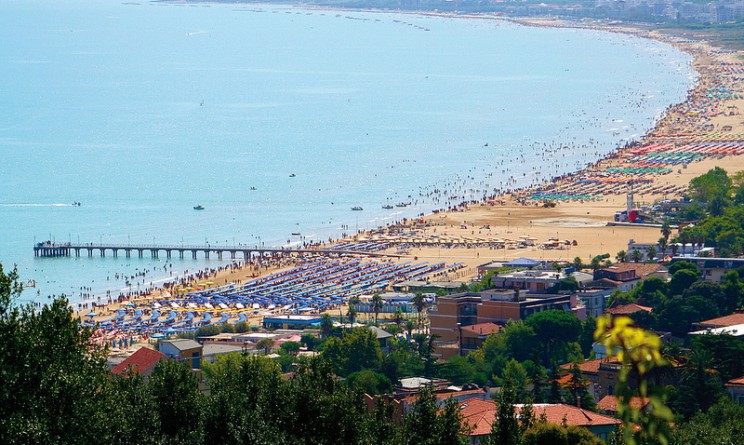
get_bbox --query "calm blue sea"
[0,0,694,305]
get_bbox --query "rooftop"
[698,312,744,328]
[160,339,202,352]
[458,399,621,436]
[606,303,653,315]
[460,322,502,336]
[111,347,165,376]
[597,395,650,413]
[725,376,744,387]
[560,358,615,375]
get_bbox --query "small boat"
[289,173,296,177]
[291,232,301,236]
[395,202,410,208]
[71,201,81,207]
[382,205,394,209]
[351,206,363,211]
[193,205,205,211]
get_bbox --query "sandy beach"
[81,16,744,351]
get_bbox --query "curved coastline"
[77,11,744,337]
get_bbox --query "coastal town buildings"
[430,289,585,358]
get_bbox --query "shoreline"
[78,11,744,341]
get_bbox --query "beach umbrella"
[85,311,97,318]
[124,302,135,307]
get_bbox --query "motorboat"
[351,206,363,211]
[193,205,205,210]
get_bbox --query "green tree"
[616,250,627,263]
[320,313,333,338]
[281,340,301,356]
[150,359,204,445]
[403,387,467,445]
[645,245,657,261]
[346,369,392,395]
[482,382,520,445]
[672,349,725,419]
[413,292,427,328]
[525,310,582,366]
[202,354,285,445]
[630,249,644,263]
[0,264,111,445]
[521,422,604,445]
[256,337,275,354]
[372,292,384,325]
[688,166,732,203]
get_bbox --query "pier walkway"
[33,242,399,260]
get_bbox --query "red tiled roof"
[601,263,664,278]
[457,399,620,436]
[111,347,166,376]
[725,376,744,387]
[459,398,497,436]
[560,358,615,375]
[606,303,653,315]
[529,404,621,427]
[699,313,744,328]
[461,322,502,336]
[597,395,650,413]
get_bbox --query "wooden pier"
[33,242,399,260]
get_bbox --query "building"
[262,314,322,330]
[353,292,419,315]
[670,257,744,282]
[725,376,744,405]
[392,280,462,295]
[597,395,650,415]
[430,290,584,358]
[368,326,394,353]
[606,303,653,317]
[111,346,166,378]
[576,288,614,318]
[460,322,502,354]
[561,357,683,400]
[695,312,744,329]
[158,339,203,369]
[689,323,744,337]
[592,263,668,292]
[458,399,621,444]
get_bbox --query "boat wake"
[0,203,78,207]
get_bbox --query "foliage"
[402,387,468,445]
[671,398,744,445]
[594,315,673,445]
[346,369,392,395]
[525,310,582,366]
[521,422,604,445]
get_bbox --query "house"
[593,264,668,292]
[606,303,653,316]
[263,314,322,330]
[158,339,203,369]
[430,290,584,358]
[670,257,744,282]
[562,356,684,400]
[368,326,394,353]
[576,288,614,318]
[597,395,651,415]
[391,280,462,295]
[353,292,419,315]
[688,323,744,337]
[724,376,744,405]
[111,346,166,378]
[695,312,744,329]
[460,322,502,354]
[458,399,620,444]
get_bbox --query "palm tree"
[371,292,383,326]
[615,250,627,263]
[630,249,644,263]
[661,220,672,245]
[657,237,668,260]
[256,337,275,354]
[412,292,426,329]
[645,245,657,262]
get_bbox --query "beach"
[75,14,744,352]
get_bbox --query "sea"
[0,0,695,306]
